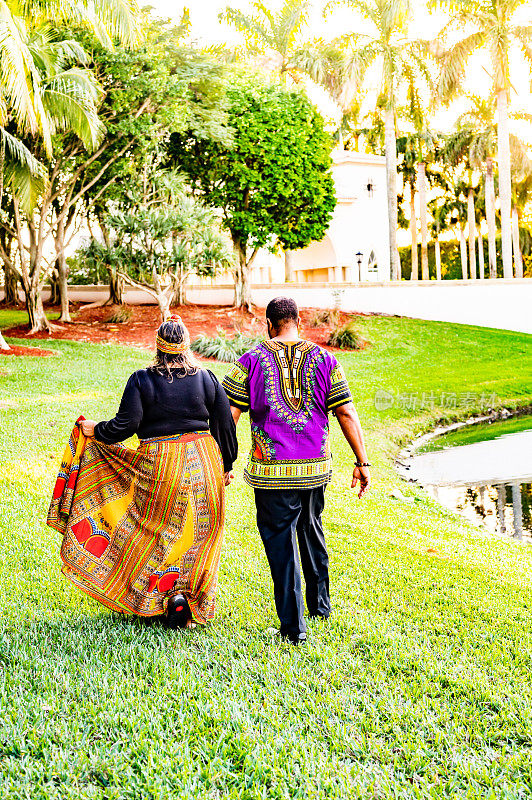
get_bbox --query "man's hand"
[80,419,96,437]
[352,465,371,498]
[224,471,235,487]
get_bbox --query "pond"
[401,415,532,541]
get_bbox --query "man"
[222,297,371,644]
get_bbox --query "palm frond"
[93,0,140,47]
[0,2,38,131]
[27,28,89,75]
[0,126,47,210]
[509,133,532,177]
[202,43,247,64]
[380,0,411,36]
[277,0,311,50]
[513,26,532,69]
[19,0,140,47]
[433,30,486,103]
[325,0,377,26]
[42,69,104,151]
[220,7,274,51]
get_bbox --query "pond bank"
[397,406,532,541]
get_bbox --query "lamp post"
[355,251,363,282]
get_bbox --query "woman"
[47,315,237,629]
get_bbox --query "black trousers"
[254,486,330,637]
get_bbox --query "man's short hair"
[266,296,299,328]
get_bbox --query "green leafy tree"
[432,0,532,278]
[79,15,231,308]
[0,16,230,331]
[168,80,336,308]
[106,196,232,320]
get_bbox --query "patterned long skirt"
[47,420,225,623]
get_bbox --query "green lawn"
[1,314,532,799]
[0,308,59,329]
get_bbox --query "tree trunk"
[284,250,294,282]
[477,227,485,279]
[512,206,523,278]
[107,268,124,305]
[496,89,513,278]
[49,270,60,304]
[409,180,418,280]
[173,282,186,305]
[157,293,171,321]
[232,237,252,310]
[459,225,467,279]
[55,219,71,322]
[3,261,19,306]
[418,163,429,280]
[0,331,10,351]
[26,287,50,333]
[384,108,401,281]
[172,265,187,306]
[435,237,442,281]
[57,263,70,321]
[485,158,497,278]
[467,187,477,279]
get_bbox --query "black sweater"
[94,368,237,471]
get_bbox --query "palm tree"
[511,171,532,278]
[431,0,532,279]
[0,0,138,207]
[325,0,432,280]
[452,96,498,278]
[0,3,139,332]
[220,0,313,83]
[442,177,469,279]
[397,134,419,278]
[428,195,453,280]
[443,129,484,279]
[295,35,366,148]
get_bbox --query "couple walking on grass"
[48,297,371,644]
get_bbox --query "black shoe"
[308,612,330,620]
[281,631,307,646]
[166,593,191,629]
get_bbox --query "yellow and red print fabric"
[48,420,225,623]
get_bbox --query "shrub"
[104,305,133,324]
[191,330,263,362]
[328,319,365,350]
[309,309,339,327]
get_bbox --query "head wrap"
[155,314,190,354]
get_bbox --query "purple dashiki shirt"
[222,339,352,489]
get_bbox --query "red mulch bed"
[0,344,58,357]
[3,303,359,352]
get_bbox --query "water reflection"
[426,481,532,541]
[404,424,532,542]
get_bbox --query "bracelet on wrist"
[355,461,371,468]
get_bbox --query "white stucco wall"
[248,150,390,284]
[20,279,532,335]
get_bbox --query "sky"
[147,0,532,138]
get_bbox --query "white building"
[249,149,390,284]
